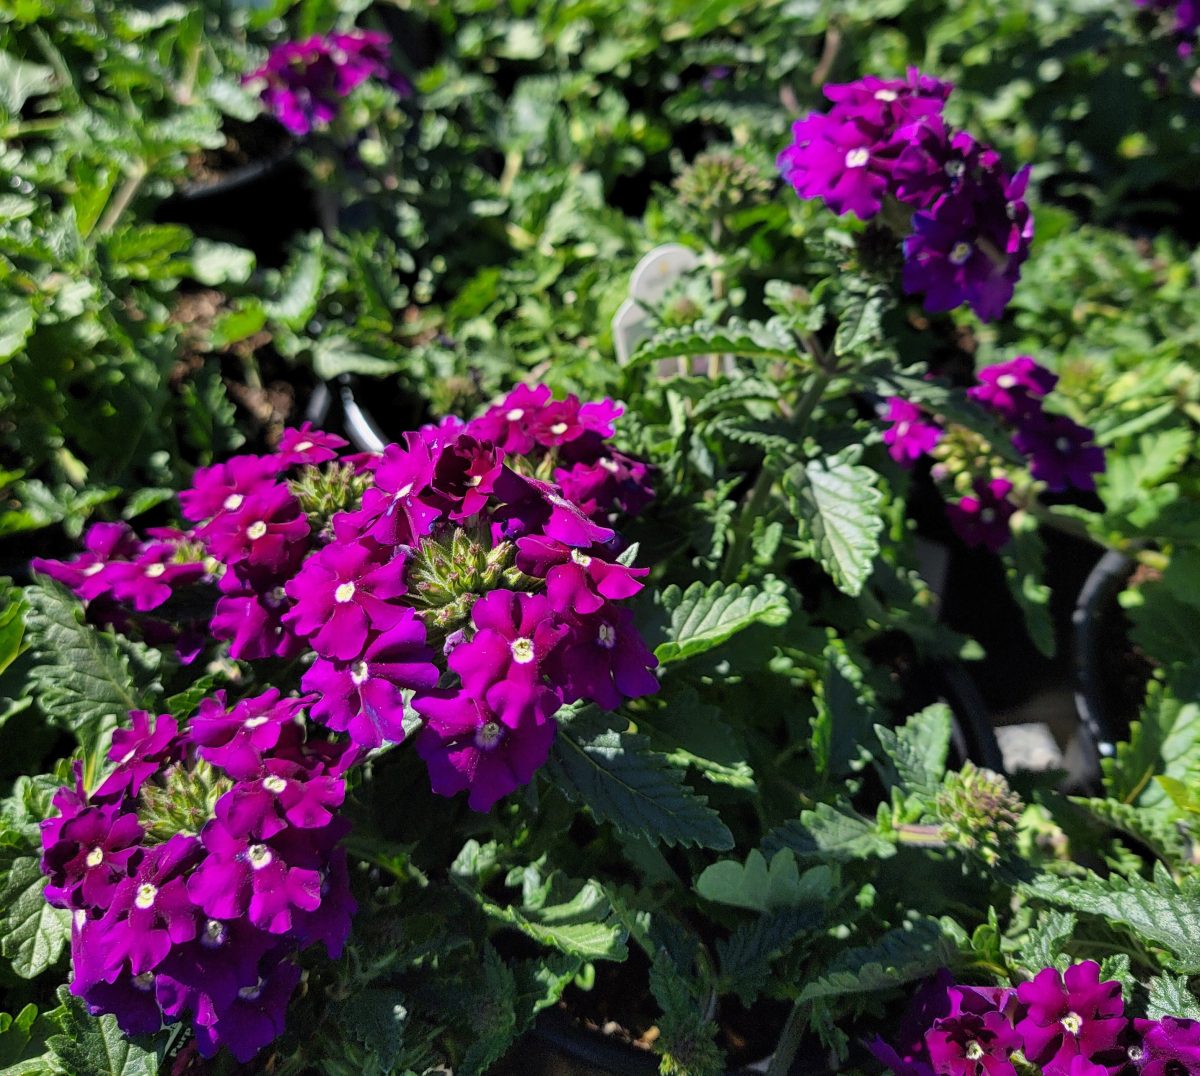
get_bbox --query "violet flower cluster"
[878,356,1104,553]
[35,388,657,813]
[244,29,411,136]
[777,69,1034,321]
[872,962,1200,1076]
[40,693,354,1063]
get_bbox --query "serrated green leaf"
[716,907,823,1006]
[329,990,408,1071]
[23,582,162,769]
[786,449,883,596]
[0,298,34,364]
[653,578,789,665]
[1018,910,1076,974]
[475,879,628,962]
[0,856,69,979]
[637,687,754,789]
[629,317,803,367]
[1003,515,1054,658]
[0,51,55,114]
[1023,865,1200,973]
[46,987,157,1076]
[458,947,517,1076]
[1104,683,1200,808]
[696,851,831,914]
[264,236,323,329]
[312,335,402,379]
[548,708,733,850]
[875,705,953,792]
[763,803,896,862]
[833,283,890,358]
[1146,975,1200,1021]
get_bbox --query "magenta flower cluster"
[244,29,411,136]
[776,69,1034,321]
[871,962,1200,1076]
[35,388,657,814]
[40,694,354,1063]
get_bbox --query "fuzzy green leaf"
[47,988,157,1076]
[875,705,953,792]
[653,578,790,665]
[630,318,802,367]
[475,880,628,962]
[1103,683,1200,808]
[549,710,733,850]
[1146,975,1200,1021]
[696,852,831,914]
[786,449,884,597]
[763,803,896,862]
[0,856,70,979]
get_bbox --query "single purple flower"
[192,956,303,1063]
[967,356,1058,421]
[275,422,347,467]
[188,690,310,779]
[283,539,409,660]
[199,483,309,574]
[1012,413,1105,493]
[348,433,442,547]
[41,804,143,909]
[467,383,555,455]
[554,447,655,520]
[217,761,346,838]
[211,583,303,662]
[549,604,660,711]
[946,477,1015,553]
[94,835,201,979]
[32,521,142,601]
[492,469,615,546]
[1015,962,1125,1072]
[179,455,283,524]
[925,1010,1020,1075]
[882,397,942,466]
[81,970,164,1037]
[303,612,439,748]
[517,535,647,616]
[1132,1017,1200,1076]
[867,969,955,1076]
[412,687,558,811]
[94,710,182,800]
[777,111,896,221]
[427,433,503,521]
[291,847,356,960]
[104,541,204,613]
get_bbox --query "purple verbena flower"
[95,710,182,800]
[1131,1017,1200,1076]
[275,422,347,467]
[31,522,142,601]
[179,456,283,524]
[199,483,309,574]
[549,604,660,711]
[427,433,503,521]
[517,535,648,616]
[188,690,310,780]
[925,1010,1020,1075]
[192,956,303,1063]
[967,356,1058,421]
[412,687,559,811]
[346,433,442,547]
[303,611,439,748]
[211,580,303,662]
[882,397,942,466]
[946,477,1016,553]
[492,469,615,546]
[1015,962,1125,1073]
[1012,413,1106,493]
[41,804,143,909]
[467,383,555,455]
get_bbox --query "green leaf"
[653,578,790,665]
[0,1003,55,1071]
[474,879,628,962]
[23,582,162,768]
[0,51,55,114]
[548,708,733,850]
[786,448,884,597]
[1070,797,1186,865]
[0,298,35,364]
[649,953,725,1076]
[458,947,517,1076]
[763,803,896,862]
[629,318,803,367]
[1146,975,1200,1021]
[833,283,891,358]
[1103,683,1200,808]
[696,851,831,914]
[1003,515,1054,658]
[0,856,70,979]
[716,907,823,1005]
[329,990,408,1071]
[0,586,27,677]
[875,704,953,792]
[798,920,957,1005]
[1023,865,1200,973]
[1017,910,1076,974]
[637,687,754,789]
[311,335,402,379]
[264,236,324,329]
[46,987,157,1076]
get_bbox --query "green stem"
[766,999,807,1076]
[793,367,833,435]
[721,462,775,583]
[94,160,149,237]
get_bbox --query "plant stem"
[766,998,807,1076]
[721,462,775,582]
[95,160,149,236]
[793,367,833,436]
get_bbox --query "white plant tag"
[612,243,701,365]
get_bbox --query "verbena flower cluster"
[879,356,1104,553]
[40,695,354,1062]
[36,387,657,812]
[872,962,1200,1075]
[244,29,411,136]
[777,69,1034,321]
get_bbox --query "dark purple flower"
[554,447,654,520]
[291,847,356,959]
[517,535,647,616]
[283,539,409,660]
[95,710,182,799]
[94,835,201,979]
[199,483,309,574]
[427,433,503,521]
[1131,1017,1200,1076]
[188,690,310,779]
[882,397,942,466]
[778,111,895,221]
[1015,962,1125,1072]
[186,818,323,936]
[946,477,1015,553]
[903,162,1033,322]
[1012,413,1105,493]
[492,469,615,546]
[192,956,303,1063]
[925,1010,1020,1075]
[32,521,142,600]
[549,604,659,711]
[275,422,347,467]
[347,433,442,547]
[41,804,143,909]
[868,969,955,1076]
[218,761,346,838]
[211,582,303,662]
[448,590,568,722]
[179,456,282,524]
[967,356,1058,421]
[467,383,555,455]
[303,612,439,748]
[104,541,205,613]
[412,687,558,811]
